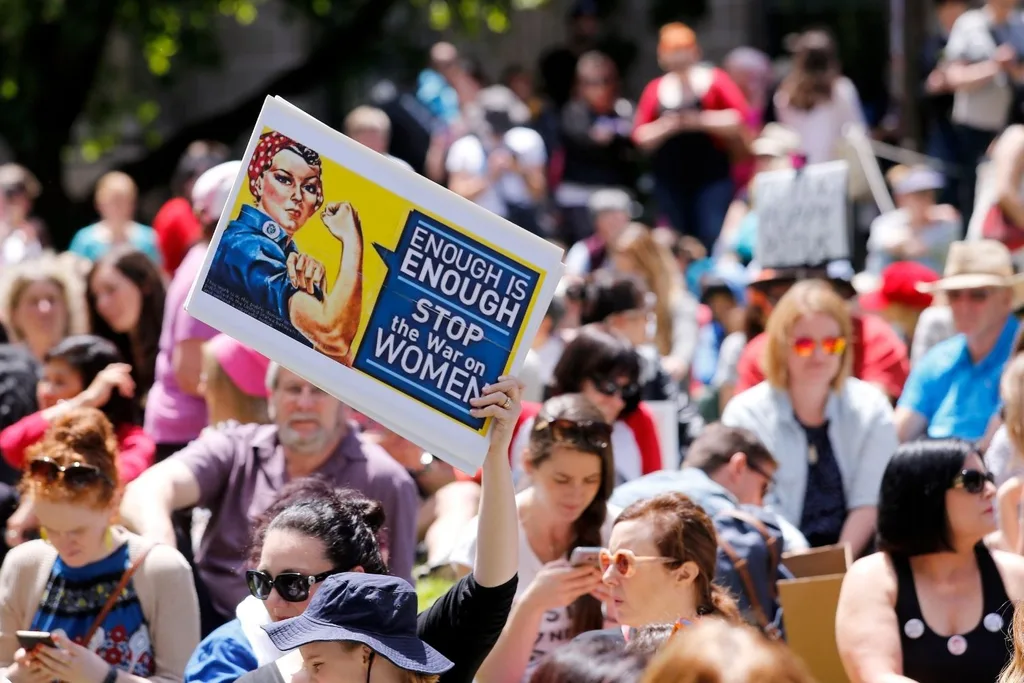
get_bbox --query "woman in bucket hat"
[263,573,452,683]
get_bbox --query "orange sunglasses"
[791,336,847,358]
[599,548,675,578]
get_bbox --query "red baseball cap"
[860,261,941,311]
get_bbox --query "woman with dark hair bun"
[185,480,389,683]
[195,376,524,683]
[837,439,1024,683]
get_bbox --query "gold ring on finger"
[502,396,512,410]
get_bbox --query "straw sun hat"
[916,240,1024,294]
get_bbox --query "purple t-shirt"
[175,422,420,618]
[144,244,218,445]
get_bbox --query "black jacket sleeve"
[418,573,519,683]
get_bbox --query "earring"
[40,528,50,545]
[104,527,114,551]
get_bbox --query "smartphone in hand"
[16,631,56,652]
[569,546,603,569]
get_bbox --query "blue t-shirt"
[202,205,322,348]
[31,543,155,676]
[898,316,1019,440]
[185,619,259,683]
[68,223,162,266]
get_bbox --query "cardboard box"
[779,544,851,683]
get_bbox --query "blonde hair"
[202,344,269,426]
[1002,355,1024,459]
[0,255,87,341]
[1000,601,1024,683]
[642,618,815,683]
[613,223,682,356]
[344,106,391,137]
[94,171,138,203]
[763,279,853,390]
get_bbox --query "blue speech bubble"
[354,210,540,430]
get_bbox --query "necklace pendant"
[808,444,818,465]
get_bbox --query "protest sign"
[753,160,850,269]
[185,95,564,473]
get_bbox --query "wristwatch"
[102,665,118,683]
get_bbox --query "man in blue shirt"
[895,240,1023,442]
[611,422,808,552]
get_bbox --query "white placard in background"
[754,160,850,269]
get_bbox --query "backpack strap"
[716,509,784,609]
[717,536,770,628]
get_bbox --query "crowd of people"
[6,0,1024,680]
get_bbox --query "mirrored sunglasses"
[792,336,847,358]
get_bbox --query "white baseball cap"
[191,160,242,224]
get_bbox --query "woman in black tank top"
[836,439,1024,683]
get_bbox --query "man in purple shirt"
[120,363,419,636]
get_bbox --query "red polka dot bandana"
[247,131,324,211]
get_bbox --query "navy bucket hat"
[262,573,453,676]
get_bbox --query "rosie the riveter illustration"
[203,131,363,365]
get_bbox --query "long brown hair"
[612,223,681,357]
[615,492,741,621]
[779,30,840,111]
[526,393,616,637]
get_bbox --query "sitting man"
[610,422,808,552]
[895,240,1022,442]
[120,362,419,637]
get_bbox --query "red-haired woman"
[632,23,751,252]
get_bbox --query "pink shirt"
[144,245,218,444]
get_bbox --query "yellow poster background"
[227,127,546,420]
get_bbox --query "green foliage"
[648,0,708,28]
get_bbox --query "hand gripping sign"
[186,95,564,473]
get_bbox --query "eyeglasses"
[947,289,992,303]
[591,377,640,400]
[791,336,847,358]
[747,461,775,496]
[952,469,995,494]
[27,457,112,489]
[599,548,675,578]
[581,77,612,87]
[534,417,612,450]
[246,569,335,603]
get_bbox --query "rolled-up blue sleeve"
[211,229,298,322]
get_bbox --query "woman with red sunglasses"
[722,280,898,556]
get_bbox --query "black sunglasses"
[534,417,612,450]
[27,457,112,488]
[246,569,335,603]
[591,377,639,400]
[952,469,995,494]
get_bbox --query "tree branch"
[119,0,402,195]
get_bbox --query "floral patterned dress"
[31,543,155,676]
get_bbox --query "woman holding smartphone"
[449,393,619,683]
[0,407,198,683]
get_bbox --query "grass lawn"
[416,574,456,612]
